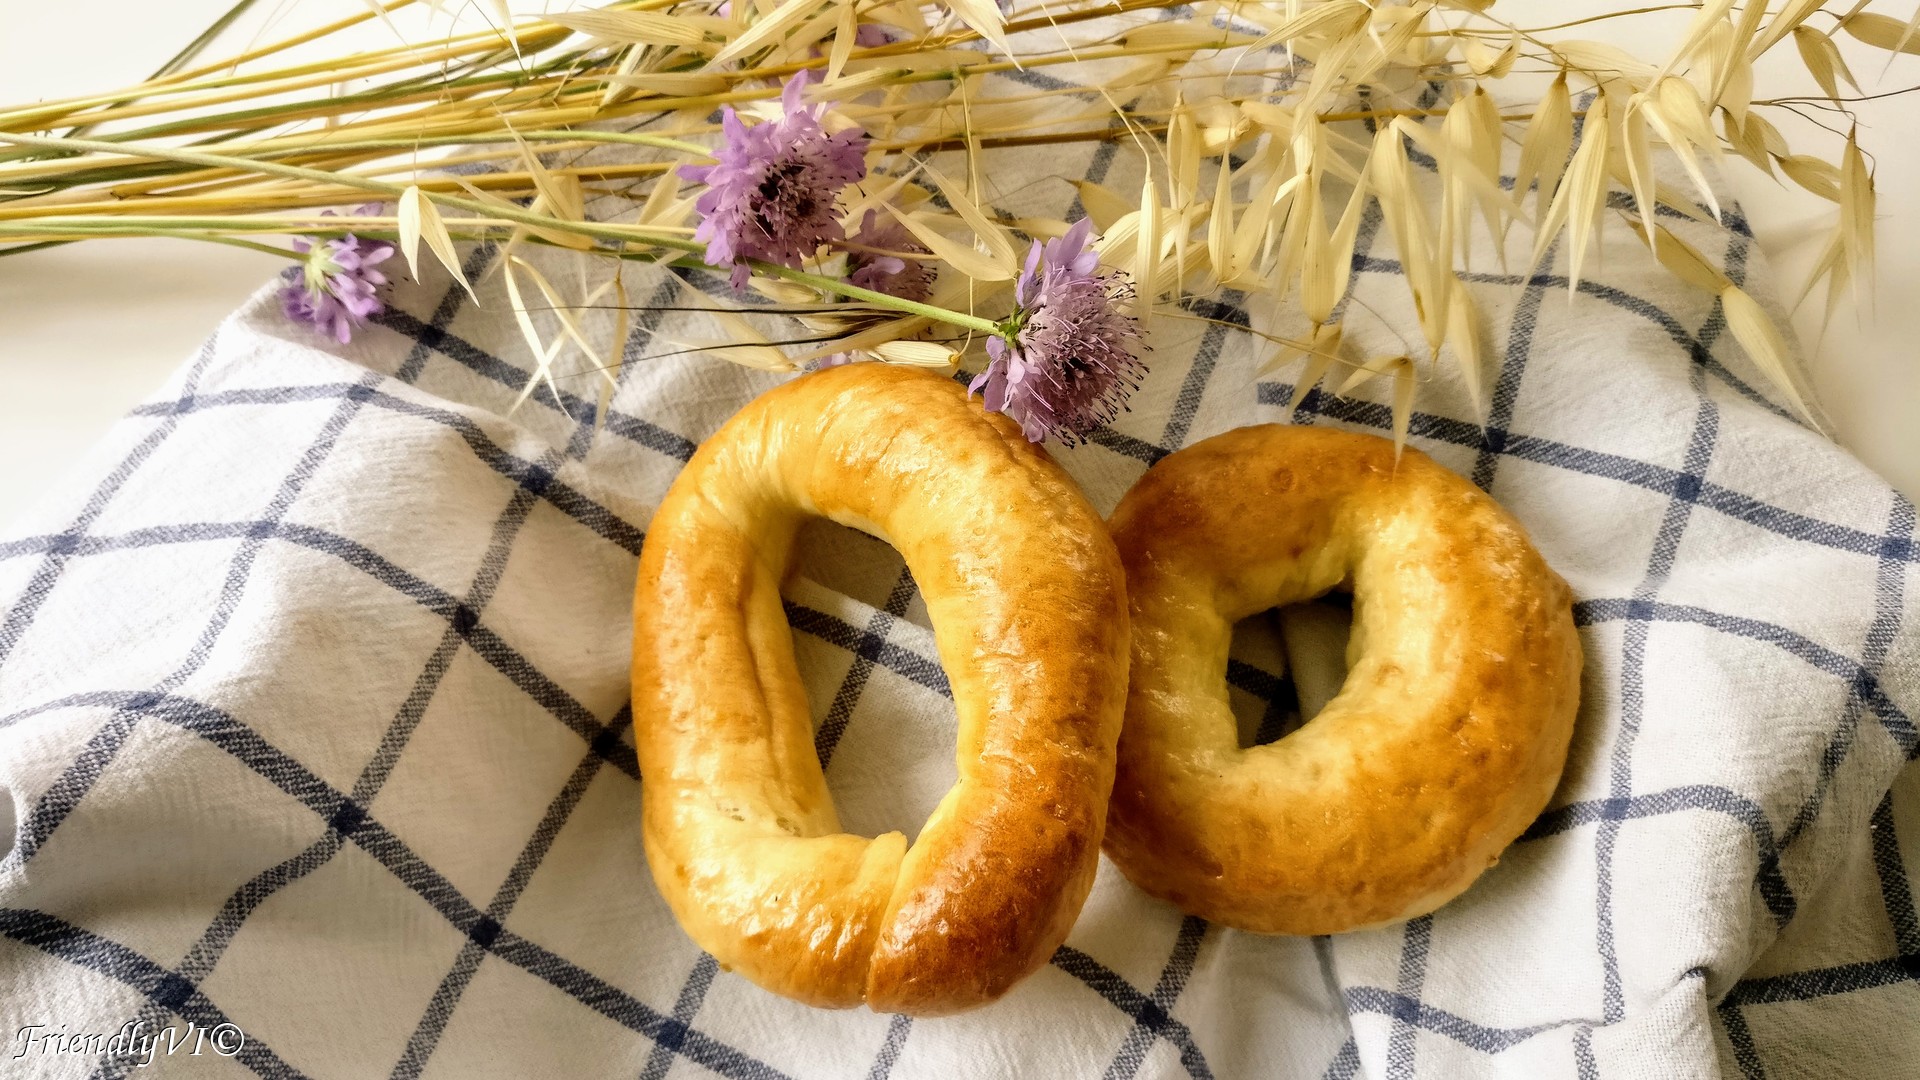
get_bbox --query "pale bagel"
[1103,425,1581,934]
[632,364,1131,1014]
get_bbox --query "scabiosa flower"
[844,210,934,303]
[970,218,1146,443]
[281,206,395,344]
[679,72,868,289]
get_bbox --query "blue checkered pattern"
[3,30,1918,1077]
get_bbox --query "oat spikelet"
[502,256,565,414]
[1389,355,1415,460]
[1793,226,1854,329]
[1722,110,1775,176]
[1167,98,1200,294]
[1247,0,1371,55]
[1301,171,1369,327]
[922,162,1018,269]
[1841,10,1920,56]
[506,129,592,252]
[516,259,613,370]
[873,339,961,366]
[548,9,730,50]
[1336,352,1401,395]
[1730,0,1770,57]
[1889,6,1920,57]
[881,203,1013,282]
[1620,95,1658,250]
[1337,354,1417,459]
[1207,156,1237,285]
[1706,20,1755,121]
[1137,174,1161,330]
[1277,120,1325,303]
[1748,0,1830,59]
[1720,286,1815,424]
[1792,27,1860,103]
[1370,120,1444,355]
[1236,154,1296,288]
[1461,29,1519,78]
[1438,92,1487,266]
[1266,322,1343,420]
[1532,93,1610,291]
[1648,77,1722,220]
[1553,40,1658,84]
[1656,0,1736,82]
[397,186,475,301]
[943,0,1015,57]
[600,274,630,430]
[1779,155,1843,202]
[1840,128,1876,304]
[1650,225,1732,295]
[711,0,827,66]
[1168,97,1201,215]
[1515,75,1573,224]
[1073,180,1134,232]
[1445,285,1486,417]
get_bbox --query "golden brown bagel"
[1103,425,1580,935]
[631,364,1130,1015]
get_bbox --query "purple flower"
[679,72,868,288]
[844,209,934,302]
[281,206,395,344]
[970,218,1146,443]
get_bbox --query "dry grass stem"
[2,0,1912,425]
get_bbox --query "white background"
[2,0,1916,528]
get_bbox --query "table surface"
[4,0,1917,529]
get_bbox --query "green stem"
[0,218,394,234]
[197,235,299,258]
[753,262,1002,335]
[0,239,70,258]
[0,230,294,259]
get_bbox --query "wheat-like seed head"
[1,0,1911,434]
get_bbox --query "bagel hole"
[1230,593,1353,749]
[784,517,957,842]
[788,518,934,631]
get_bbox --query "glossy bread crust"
[632,364,1131,1014]
[1103,425,1581,934]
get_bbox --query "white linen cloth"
[2,64,1918,1080]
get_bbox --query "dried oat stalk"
[2,0,1915,441]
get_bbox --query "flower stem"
[752,262,1002,335]
[196,235,301,258]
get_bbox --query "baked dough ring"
[632,364,1130,1014]
[1103,425,1580,934]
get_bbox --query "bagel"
[631,364,1131,1014]
[1103,425,1581,934]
